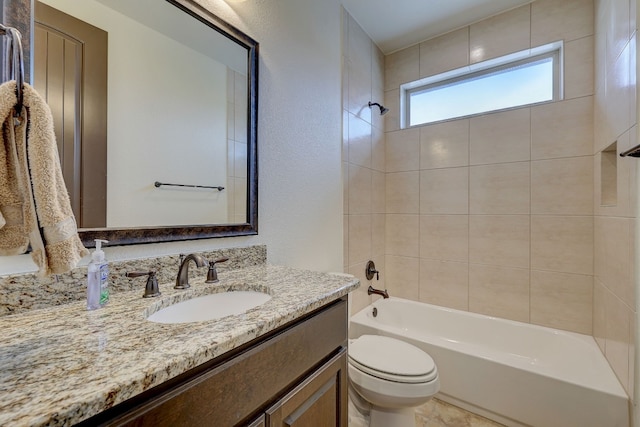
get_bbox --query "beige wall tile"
[420,259,469,310]
[531,157,594,215]
[371,170,386,214]
[531,0,594,46]
[606,43,632,141]
[469,264,530,322]
[348,164,372,215]
[386,214,419,257]
[420,215,469,262]
[469,5,531,63]
[595,1,607,88]
[371,126,385,172]
[629,36,636,129]
[226,178,235,219]
[348,260,373,315]
[343,214,349,268]
[531,215,594,275]
[385,45,419,91]
[385,255,420,300]
[530,270,593,334]
[630,127,639,217]
[371,214,385,257]
[607,0,631,65]
[234,103,248,144]
[421,167,469,214]
[594,216,633,305]
[594,84,611,153]
[419,27,469,78]
[386,172,419,214]
[531,97,594,160]
[372,45,386,131]
[341,9,349,111]
[386,128,420,172]
[596,131,632,217]
[349,284,372,316]
[348,214,372,265]
[234,142,247,178]
[233,178,247,218]
[384,89,400,132]
[593,215,605,278]
[420,119,469,170]
[227,140,235,178]
[342,109,349,161]
[347,16,372,120]
[605,289,631,393]
[469,163,530,214]
[629,308,636,400]
[564,37,595,99]
[347,55,372,124]
[469,215,530,268]
[348,113,372,168]
[593,278,607,351]
[469,108,531,165]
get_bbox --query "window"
[402,42,562,127]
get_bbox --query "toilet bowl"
[348,334,439,427]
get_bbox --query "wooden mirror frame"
[3,0,258,247]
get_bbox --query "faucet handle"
[126,271,161,298]
[365,260,379,281]
[205,257,229,283]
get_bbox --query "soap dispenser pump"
[87,239,109,310]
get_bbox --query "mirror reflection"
[34,0,250,230]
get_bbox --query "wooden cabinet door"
[265,349,347,427]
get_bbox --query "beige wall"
[342,8,387,314]
[594,0,638,401]
[381,0,596,334]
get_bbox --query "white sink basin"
[147,291,271,324]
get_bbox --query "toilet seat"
[349,335,437,384]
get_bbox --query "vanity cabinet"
[80,297,348,427]
[265,350,346,426]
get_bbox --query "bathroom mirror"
[5,0,258,246]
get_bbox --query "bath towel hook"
[0,23,24,119]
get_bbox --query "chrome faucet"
[175,253,208,289]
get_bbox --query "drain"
[372,307,378,317]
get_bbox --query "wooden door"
[34,1,107,228]
[265,350,348,427]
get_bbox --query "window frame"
[400,41,564,128]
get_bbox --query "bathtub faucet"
[368,285,389,299]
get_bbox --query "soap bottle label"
[99,264,109,306]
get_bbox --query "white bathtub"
[349,297,629,427]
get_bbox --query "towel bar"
[619,144,640,158]
[154,181,224,191]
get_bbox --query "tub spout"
[368,285,389,299]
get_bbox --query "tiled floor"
[349,397,506,427]
[415,399,505,427]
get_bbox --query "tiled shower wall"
[344,0,639,400]
[382,0,596,334]
[342,8,387,314]
[226,68,248,223]
[593,0,637,399]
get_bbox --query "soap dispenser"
[87,239,109,310]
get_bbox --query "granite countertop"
[0,265,359,426]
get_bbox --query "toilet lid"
[349,335,437,383]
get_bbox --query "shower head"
[368,101,389,116]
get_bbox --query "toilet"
[348,335,440,427]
